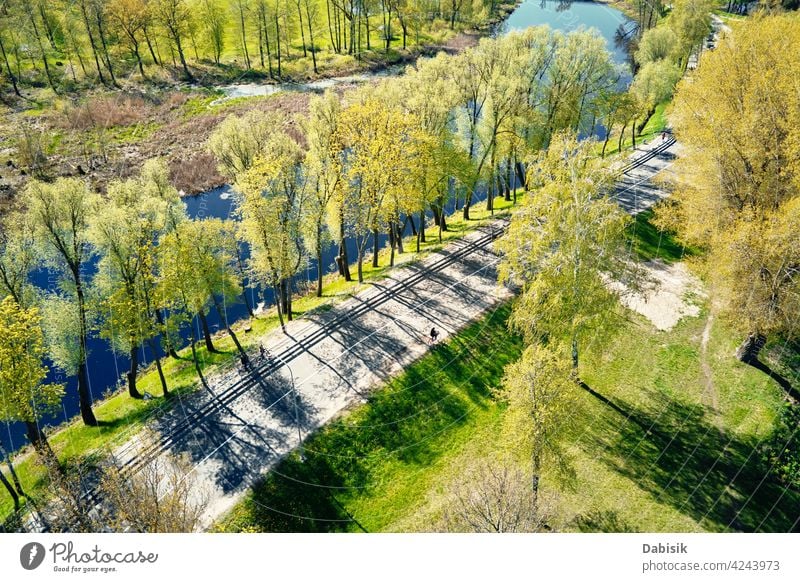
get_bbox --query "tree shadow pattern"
[579,382,800,532]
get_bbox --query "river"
[2,1,634,454]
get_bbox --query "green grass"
[0,193,523,524]
[626,208,698,264]
[217,294,798,532]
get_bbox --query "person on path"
[429,327,440,344]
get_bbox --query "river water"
[2,1,633,453]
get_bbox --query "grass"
[0,193,523,524]
[216,293,798,532]
[218,299,798,533]
[626,208,698,264]
[217,302,523,532]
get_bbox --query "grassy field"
[218,212,799,533]
[0,193,524,524]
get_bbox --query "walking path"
[112,222,513,529]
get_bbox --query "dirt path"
[700,313,724,431]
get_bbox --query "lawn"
[0,193,524,525]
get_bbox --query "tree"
[0,211,37,307]
[0,297,64,468]
[635,25,678,66]
[661,14,800,362]
[26,178,100,427]
[443,459,552,532]
[153,0,194,80]
[235,131,307,328]
[335,88,418,282]
[42,442,208,532]
[668,0,713,70]
[100,448,208,532]
[176,218,248,358]
[201,0,227,64]
[304,90,342,296]
[499,343,576,506]
[89,177,171,399]
[108,0,151,77]
[630,58,682,131]
[497,132,636,372]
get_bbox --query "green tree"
[304,90,342,296]
[661,14,800,361]
[26,178,99,427]
[0,297,64,468]
[497,132,635,372]
[89,177,172,398]
[500,343,576,506]
[236,131,306,327]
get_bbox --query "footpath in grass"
[0,195,523,524]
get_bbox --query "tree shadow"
[572,509,638,533]
[578,382,800,532]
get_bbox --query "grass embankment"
[218,212,798,533]
[0,194,523,524]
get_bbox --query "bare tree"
[442,460,554,533]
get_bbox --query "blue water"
[501,0,634,75]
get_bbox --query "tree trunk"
[0,468,19,511]
[735,332,767,363]
[143,27,159,65]
[571,335,579,372]
[283,279,293,321]
[0,36,21,97]
[372,229,380,268]
[338,222,351,281]
[25,421,58,469]
[94,12,117,86]
[75,281,99,426]
[395,222,404,254]
[212,296,247,360]
[389,225,396,267]
[357,246,364,283]
[273,283,286,331]
[306,2,318,73]
[132,42,146,78]
[187,328,210,391]
[198,311,216,352]
[316,236,324,297]
[147,337,169,397]
[174,35,193,81]
[0,441,25,500]
[601,125,612,158]
[618,121,628,153]
[127,344,143,399]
